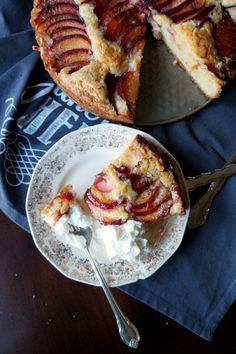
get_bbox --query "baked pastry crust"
[85,135,185,225]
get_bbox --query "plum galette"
[84,134,185,225]
[31,0,236,123]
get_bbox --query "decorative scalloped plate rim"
[26,124,190,287]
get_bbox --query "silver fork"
[68,223,140,349]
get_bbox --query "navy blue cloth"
[0,0,235,341]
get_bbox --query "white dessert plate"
[26,124,190,287]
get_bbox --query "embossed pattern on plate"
[136,38,210,125]
[26,124,190,287]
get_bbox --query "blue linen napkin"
[0,0,235,341]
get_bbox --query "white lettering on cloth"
[23,98,61,135]
[37,108,80,145]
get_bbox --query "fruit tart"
[31,0,236,122]
[84,134,185,225]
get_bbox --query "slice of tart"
[84,135,185,225]
[31,0,147,123]
[41,184,76,223]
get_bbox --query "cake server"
[187,152,236,229]
[185,163,236,192]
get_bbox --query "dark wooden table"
[0,210,235,354]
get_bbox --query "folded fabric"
[0,0,235,341]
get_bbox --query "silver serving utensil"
[185,163,236,192]
[188,151,236,229]
[68,223,140,349]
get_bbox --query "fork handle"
[84,247,140,349]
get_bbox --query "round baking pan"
[135,37,210,125]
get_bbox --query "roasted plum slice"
[104,8,139,41]
[147,0,177,12]
[43,14,80,29]
[93,174,114,193]
[213,19,236,60]
[160,0,196,15]
[99,0,131,26]
[119,71,140,114]
[46,0,75,5]
[51,35,91,54]
[84,189,121,210]
[46,19,86,35]
[121,24,146,52]
[133,198,173,223]
[115,166,151,193]
[132,186,171,214]
[171,4,214,24]
[105,71,139,118]
[85,173,122,210]
[44,3,79,17]
[85,197,127,225]
[148,0,214,24]
[129,37,145,54]
[50,27,87,40]
[66,62,91,73]
[57,48,92,69]
[94,0,110,17]
[130,183,160,211]
[130,174,151,194]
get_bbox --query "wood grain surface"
[0,210,235,354]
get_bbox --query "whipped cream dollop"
[52,203,149,263]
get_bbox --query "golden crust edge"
[54,73,133,124]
